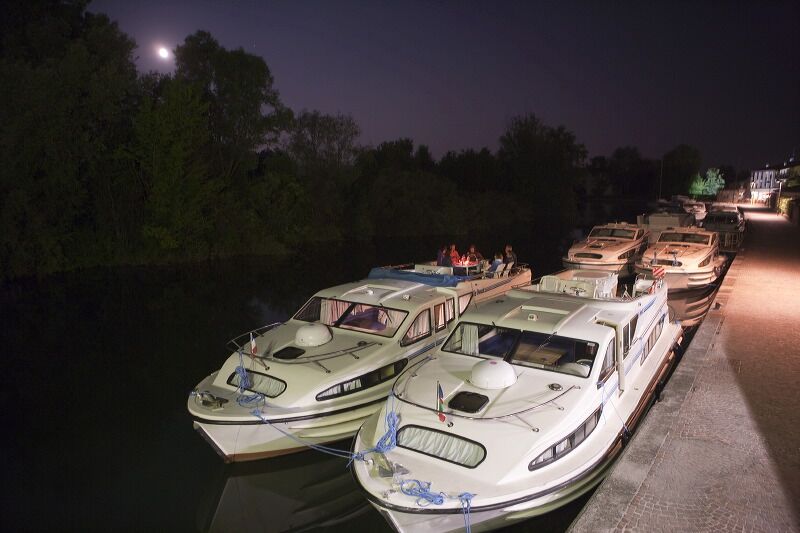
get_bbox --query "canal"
[1,223,728,532]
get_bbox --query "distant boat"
[353,269,682,532]
[188,261,531,462]
[635,226,727,290]
[702,205,745,252]
[562,222,649,275]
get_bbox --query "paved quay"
[570,210,800,532]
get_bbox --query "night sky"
[91,0,799,172]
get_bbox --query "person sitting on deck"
[449,243,460,265]
[488,253,503,273]
[436,245,450,266]
[466,244,484,262]
[504,244,518,265]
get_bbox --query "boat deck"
[569,209,800,532]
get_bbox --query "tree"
[661,144,702,197]
[174,31,289,182]
[0,2,139,276]
[286,110,360,176]
[688,168,726,197]
[123,79,213,254]
[497,114,586,221]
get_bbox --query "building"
[749,156,798,204]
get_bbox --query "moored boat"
[702,206,745,253]
[634,226,727,290]
[352,269,682,532]
[562,222,649,275]
[188,262,532,462]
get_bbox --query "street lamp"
[776,178,786,213]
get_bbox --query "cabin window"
[458,293,472,315]
[316,359,408,400]
[443,322,598,378]
[434,300,455,331]
[598,340,616,383]
[434,303,446,331]
[445,298,455,322]
[529,407,602,470]
[294,297,408,338]
[641,314,666,364]
[227,370,287,398]
[401,309,431,346]
[622,316,638,358]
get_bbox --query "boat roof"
[313,277,449,312]
[456,288,622,342]
[591,221,641,230]
[367,266,473,287]
[659,226,714,236]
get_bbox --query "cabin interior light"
[316,359,408,400]
[529,406,602,471]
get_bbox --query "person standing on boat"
[504,244,518,265]
[466,244,484,262]
[437,245,452,266]
[449,243,460,265]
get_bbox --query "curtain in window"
[404,310,430,342]
[461,324,479,355]
[321,299,349,325]
[445,299,455,321]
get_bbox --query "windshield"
[589,227,636,239]
[658,232,710,245]
[706,214,738,225]
[442,322,599,377]
[293,297,408,338]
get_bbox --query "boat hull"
[562,258,633,276]
[635,260,725,291]
[366,447,617,533]
[193,401,382,462]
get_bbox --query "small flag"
[250,332,258,357]
[437,381,446,422]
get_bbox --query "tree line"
[0,1,732,280]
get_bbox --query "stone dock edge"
[567,255,740,532]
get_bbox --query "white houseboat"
[188,262,531,462]
[562,222,649,275]
[635,227,727,290]
[352,269,682,532]
[702,206,745,252]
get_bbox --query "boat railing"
[379,261,531,282]
[393,357,579,425]
[227,322,283,352]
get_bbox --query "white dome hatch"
[295,323,332,347]
[470,359,517,390]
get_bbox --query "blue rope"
[250,408,359,460]
[400,479,445,506]
[397,479,475,531]
[458,492,474,533]
[235,350,266,407]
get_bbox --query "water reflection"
[667,285,718,328]
[198,445,378,533]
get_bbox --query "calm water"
[1,205,722,532]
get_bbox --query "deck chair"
[489,263,507,278]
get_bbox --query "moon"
[158,47,169,59]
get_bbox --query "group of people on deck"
[436,243,518,274]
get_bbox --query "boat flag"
[437,381,446,422]
[250,332,258,357]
